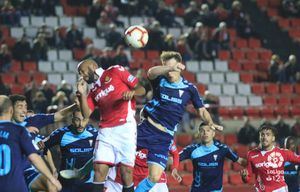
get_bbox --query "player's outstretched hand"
[122,91,135,100]
[27,126,39,134]
[171,168,182,183]
[77,77,87,96]
[50,177,62,191]
[210,123,223,132]
[173,63,185,72]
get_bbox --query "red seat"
[131,50,145,60]
[196,83,206,95]
[73,48,85,61]
[267,8,279,18]
[292,97,300,105]
[295,84,300,94]
[277,18,290,29]
[269,0,282,8]
[275,106,290,117]
[245,107,260,117]
[241,61,256,71]
[223,174,228,185]
[78,7,88,16]
[224,134,237,146]
[280,84,294,94]
[129,61,141,69]
[218,50,230,60]
[259,50,272,61]
[0,73,15,84]
[257,61,269,71]
[248,38,261,48]
[232,50,245,60]
[182,71,196,83]
[257,0,268,7]
[64,6,78,16]
[229,172,243,185]
[235,38,248,48]
[232,163,243,171]
[240,73,254,83]
[3,37,16,48]
[223,160,231,172]
[181,174,193,186]
[251,83,265,94]
[263,96,277,105]
[176,134,193,147]
[278,97,292,105]
[10,60,22,71]
[290,18,300,27]
[291,106,300,116]
[230,107,244,117]
[266,83,279,94]
[11,84,24,94]
[246,50,259,59]
[228,60,241,71]
[23,61,37,72]
[184,161,193,172]
[234,144,249,158]
[32,72,47,84]
[141,60,155,71]
[219,107,231,118]
[0,26,9,38]
[146,50,160,59]
[16,72,31,84]
[260,107,275,118]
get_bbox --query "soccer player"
[0,95,61,192]
[76,59,146,192]
[9,94,77,191]
[40,108,98,192]
[105,141,180,192]
[283,136,299,192]
[135,51,223,192]
[178,122,245,191]
[241,125,300,192]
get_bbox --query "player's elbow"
[147,68,156,80]
[148,173,162,183]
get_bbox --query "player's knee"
[120,166,133,185]
[93,164,109,181]
[148,173,161,183]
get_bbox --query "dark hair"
[0,95,12,116]
[9,94,26,106]
[258,125,277,138]
[283,136,295,149]
[72,108,82,117]
[199,122,209,128]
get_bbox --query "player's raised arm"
[147,63,185,80]
[237,158,247,167]
[54,103,78,122]
[76,78,93,118]
[196,107,223,131]
[28,153,62,191]
[240,153,253,183]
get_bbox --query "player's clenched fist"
[172,63,185,72]
[122,90,135,100]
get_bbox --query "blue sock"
[135,178,155,192]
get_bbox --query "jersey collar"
[94,68,105,86]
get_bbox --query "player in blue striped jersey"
[0,95,61,192]
[178,122,246,192]
[41,109,98,192]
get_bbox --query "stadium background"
[0,0,299,191]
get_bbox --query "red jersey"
[245,146,300,192]
[87,66,138,128]
[114,142,179,185]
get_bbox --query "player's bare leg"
[135,164,164,192]
[120,165,134,192]
[92,163,110,192]
[30,175,58,192]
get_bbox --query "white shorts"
[94,121,137,167]
[150,183,168,192]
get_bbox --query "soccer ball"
[125,25,149,48]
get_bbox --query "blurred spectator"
[0,0,20,26]
[203,90,220,124]
[147,21,165,50]
[236,14,257,38]
[87,0,104,27]
[65,24,85,49]
[194,26,214,60]
[291,117,300,137]
[49,27,65,49]
[13,35,32,61]
[32,33,48,61]
[39,80,54,105]
[116,0,138,16]
[237,117,258,145]
[281,0,299,17]
[96,12,112,37]
[51,91,69,110]
[187,22,204,54]
[184,1,200,27]
[113,45,129,68]
[57,80,73,100]
[198,3,218,27]
[212,21,230,51]
[176,34,194,61]
[37,23,53,44]
[228,0,246,28]
[82,44,101,65]
[155,1,180,27]
[274,116,291,142]
[0,78,11,95]
[31,0,58,16]
[105,24,123,49]
[214,2,229,21]
[163,34,176,51]
[24,82,38,110]
[269,54,286,82]
[32,91,48,113]
[285,54,300,83]
[99,47,115,69]
[104,0,123,27]
[0,44,11,72]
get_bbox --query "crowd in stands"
[281,0,300,17]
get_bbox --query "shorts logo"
[154,154,168,161]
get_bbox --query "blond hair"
[160,51,182,63]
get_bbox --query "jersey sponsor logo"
[104,76,112,84]
[161,93,182,104]
[251,154,259,159]
[95,85,115,101]
[70,148,93,153]
[127,75,135,83]
[255,152,284,169]
[179,90,184,97]
[198,162,218,167]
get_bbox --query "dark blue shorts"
[137,120,173,169]
[24,167,41,189]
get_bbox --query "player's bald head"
[0,95,13,116]
[77,59,99,84]
[77,59,98,73]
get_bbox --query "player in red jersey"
[241,125,300,192]
[76,59,146,192]
[105,141,181,192]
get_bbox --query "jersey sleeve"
[225,145,239,162]
[43,127,64,149]
[169,141,179,170]
[24,114,55,130]
[87,92,96,112]
[115,66,138,89]
[18,126,37,156]
[179,144,196,161]
[284,149,300,164]
[190,85,204,109]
